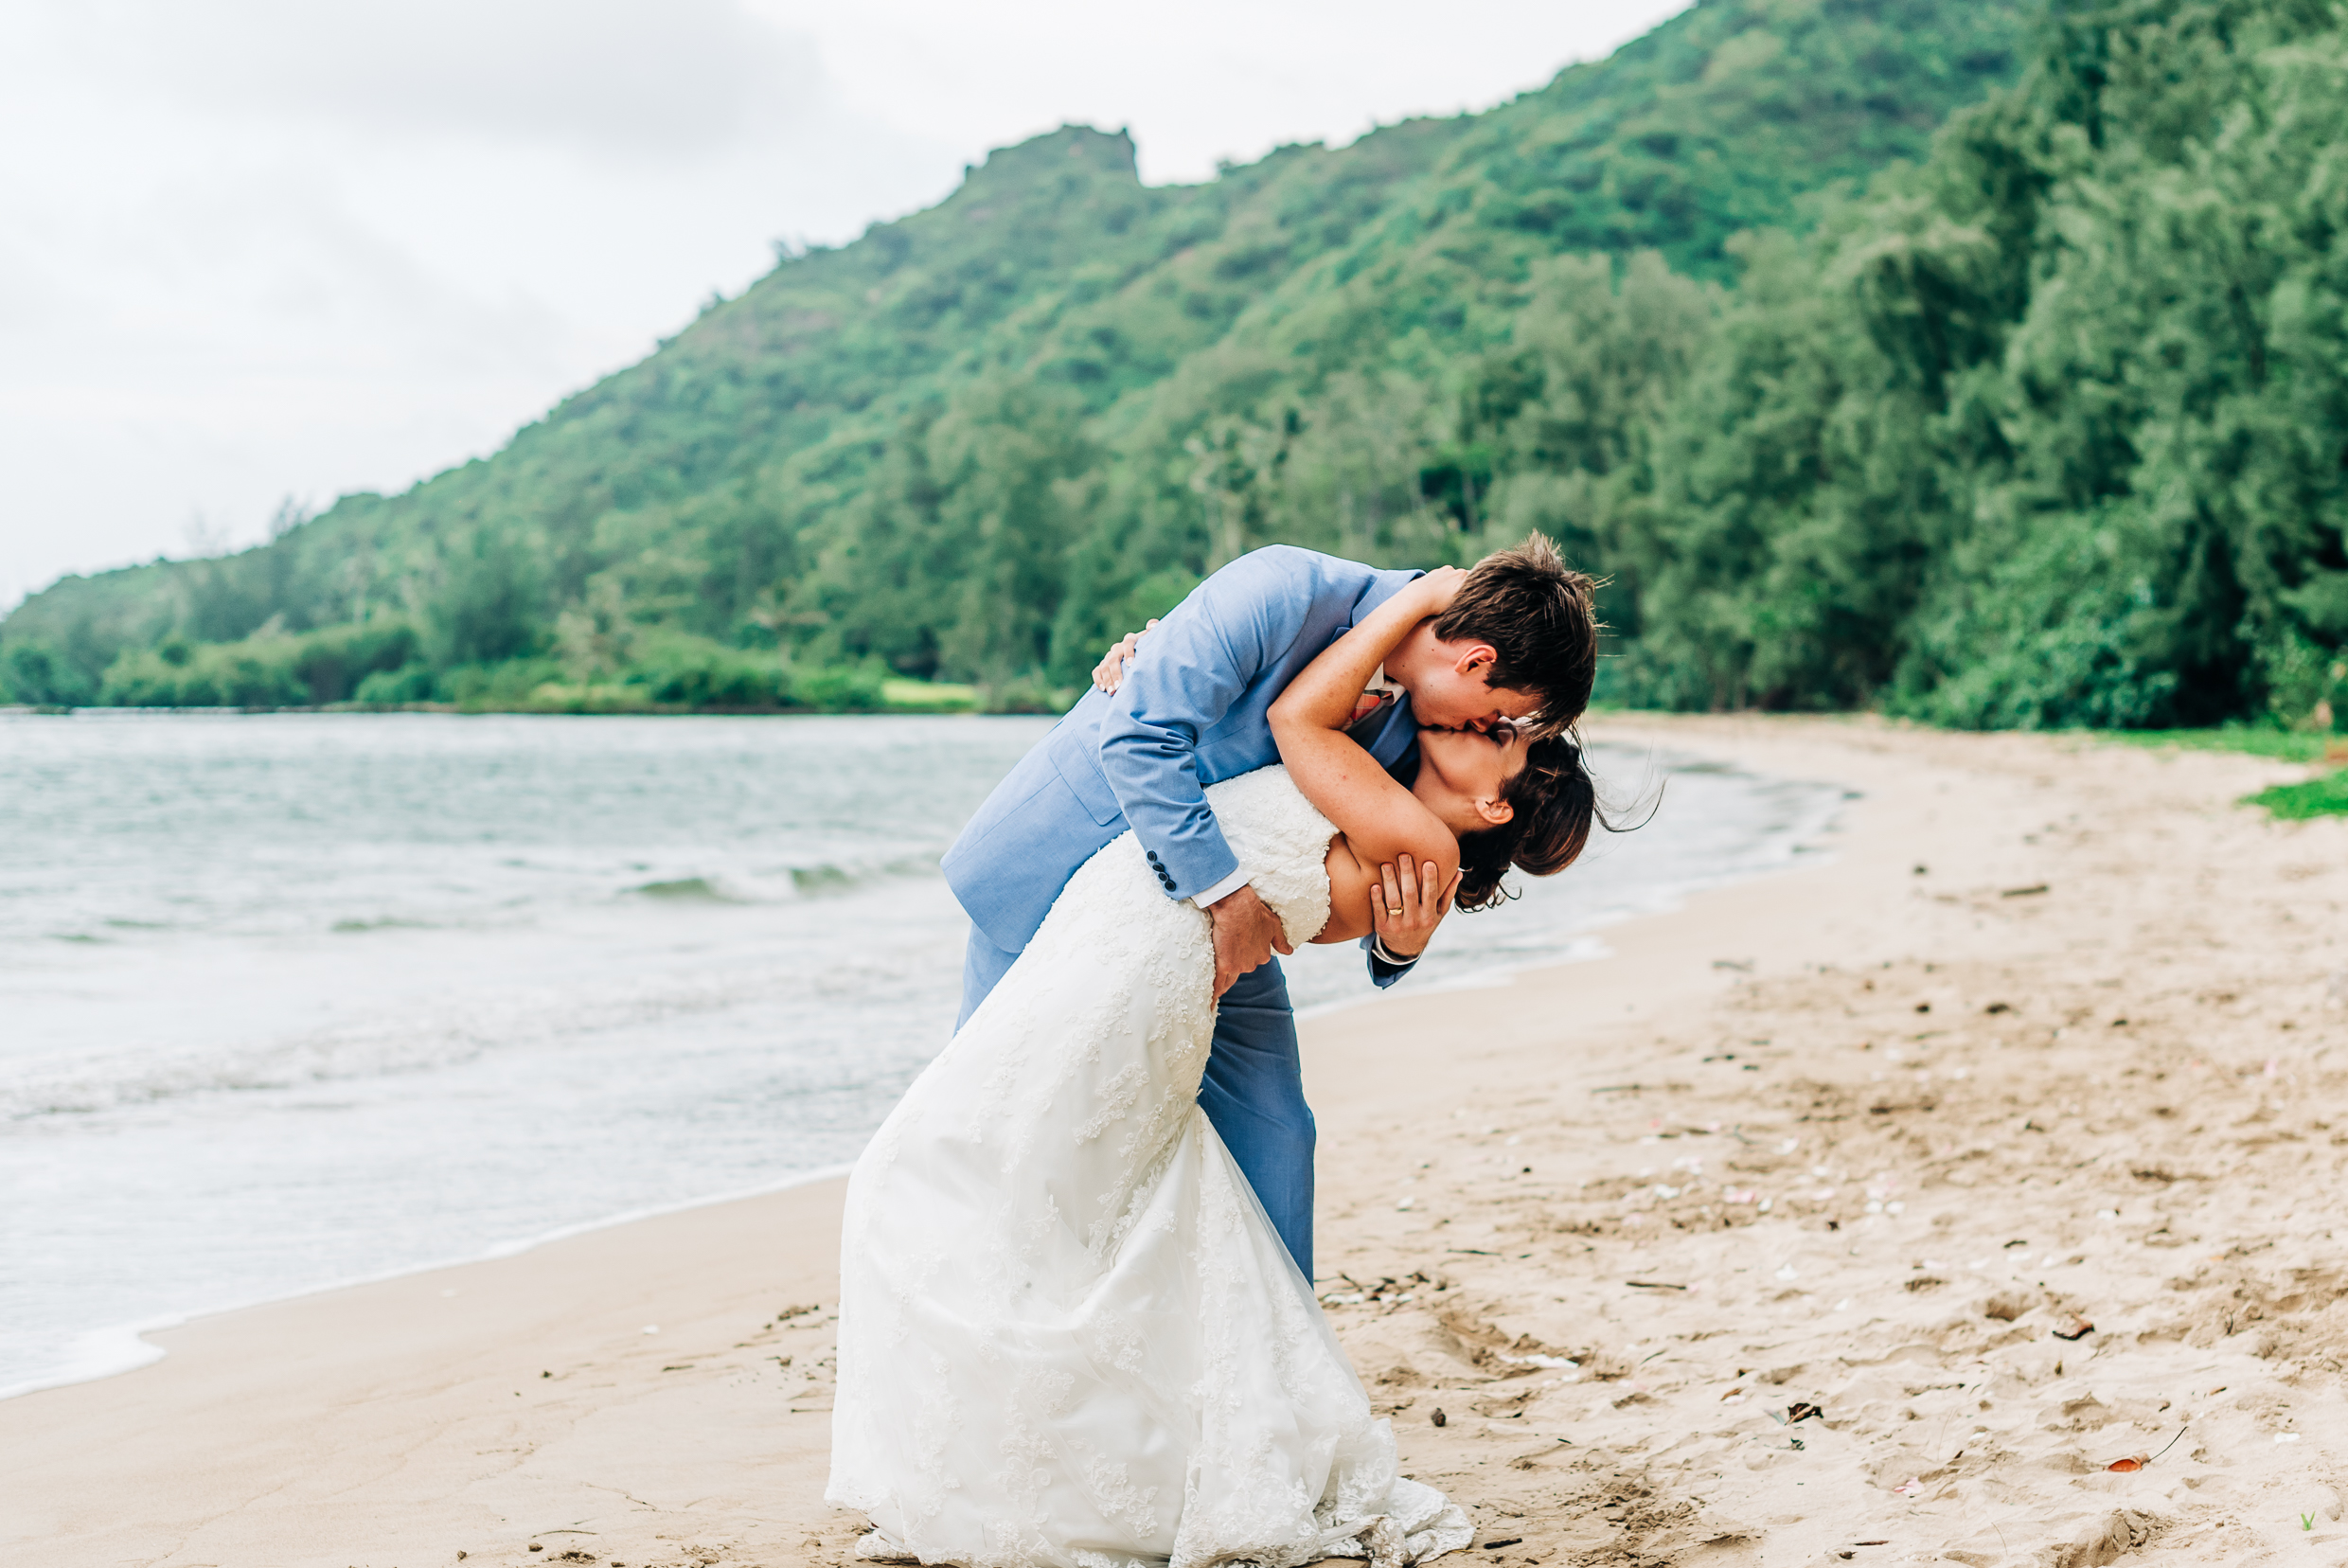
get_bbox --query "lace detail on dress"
[827,766,1468,1567]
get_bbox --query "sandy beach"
[8,715,2345,1568]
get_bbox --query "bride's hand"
[1369,857,1461,959]
[1092,620,1160,694]
[1411,565,1468,617]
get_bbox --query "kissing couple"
[829,537,1604,1566]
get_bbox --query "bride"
[828,569,1597,1567]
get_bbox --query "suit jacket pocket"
[1048,741,1123,827]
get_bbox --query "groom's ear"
[1451,642,1500,681]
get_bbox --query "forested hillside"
[12,0,2343,733]
[0,0,2030,712]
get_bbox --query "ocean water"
[0,711,1849,1398]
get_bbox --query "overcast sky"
[0,0,1690,610]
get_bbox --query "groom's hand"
[1208,884,1292,997]
[1369,858,1460,960]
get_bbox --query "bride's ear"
[1473,795,1515,828]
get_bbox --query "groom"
[941,537,1597,1278]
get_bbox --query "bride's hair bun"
[1453,729,1606,912]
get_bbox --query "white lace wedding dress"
[828,765,1470,1568]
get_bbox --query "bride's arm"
[1268,570,1462,881]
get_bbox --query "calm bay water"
[0,711,1849,1397]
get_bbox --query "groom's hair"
[1432,532,1600,723]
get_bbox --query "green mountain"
[4,0,2048,713]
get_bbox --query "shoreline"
[4,727,1837,1409]
[7,715,2342,1566]
[0,1162,859,1405]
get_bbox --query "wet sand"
[6,715,2343,1567]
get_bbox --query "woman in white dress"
[828,569,1598,1567]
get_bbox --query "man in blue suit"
[941,538,1596,1278]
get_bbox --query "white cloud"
[0,0,1689,612]
[66,0,829,156]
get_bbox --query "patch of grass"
[2090,724,2348,819]
[516,681,656,715]
[881,678,981,713]
[2244,771,2348,820]
[2102,726,2340,764]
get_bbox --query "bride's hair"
[1453,727,1608,913]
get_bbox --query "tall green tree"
[1613,0,2348,728]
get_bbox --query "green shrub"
[519,681,653,713]
[100,638,306,707]
[352,663,443,704]
[95,621,419,707]
[293,621,420,704]
[2,640,96,705]
[631,635,792,708]
[445,659,565,710]
[788,664,885,712]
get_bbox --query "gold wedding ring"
[1387,906,1404,918]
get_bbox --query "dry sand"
[7,715,2346,1568]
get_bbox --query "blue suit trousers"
[957,929,1315,1280]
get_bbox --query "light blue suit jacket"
[942,546,1422,965]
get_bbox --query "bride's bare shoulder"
[1316,835,1375,944]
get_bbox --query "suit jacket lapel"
[1360,697,1417,767]
[1343,572,1427,775]
[1343,566,1426,770]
